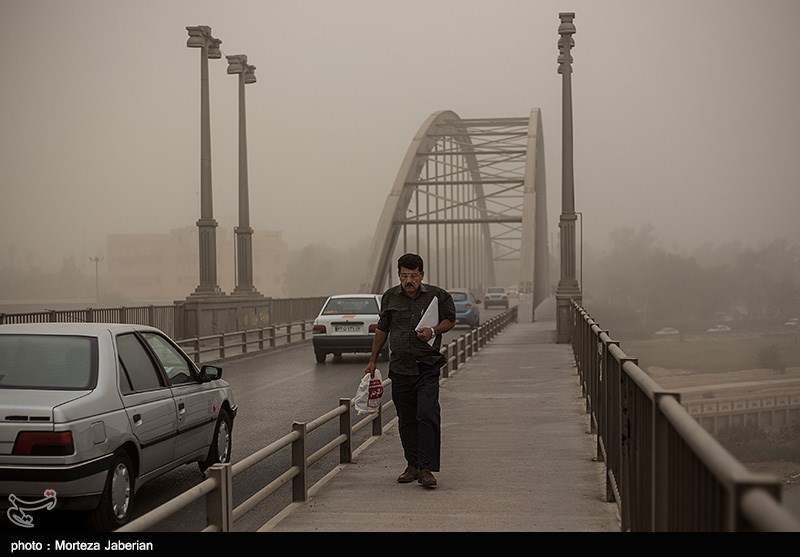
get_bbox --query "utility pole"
[555,12,583,343]
[89,256,103,303]
[186,25,224,297]
[227,54,261,296]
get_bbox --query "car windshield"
[322,297,379,315]
[0,334,98,390]
[450,292,469,302]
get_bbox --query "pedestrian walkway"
[259,319,621,532]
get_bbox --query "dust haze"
[1,1,799,302]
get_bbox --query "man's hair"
[397,253,424,273]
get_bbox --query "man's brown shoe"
[397,466,420,483]
[417,468,437,488]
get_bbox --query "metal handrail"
[570,300,800,532]
[176,320,313,364]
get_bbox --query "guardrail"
[0,305,177,336]
[0,297,328,341]
[571,300,800,532]
[175,320,314,364]
[116,307,517,532]
[686,392,800,436]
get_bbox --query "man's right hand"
[364,360,377,377]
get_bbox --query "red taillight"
[368,324,377,333]
[465,303,473,309]
[12,431,74,456]
[313,324,327,334]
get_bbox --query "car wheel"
[87,450,134,532]
[315,351,326,364]
[199,409,233,473]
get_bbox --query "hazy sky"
[1,0,799,273]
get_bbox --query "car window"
[140,332,195,386]
[117,333,165,392]
[0,334,97,390]
[487,287,505,293]
[322,297,379,315]
[450,292,468,302]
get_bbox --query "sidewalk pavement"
[259,318,621,532]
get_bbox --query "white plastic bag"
[354,370,383,415]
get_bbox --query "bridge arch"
[362,109,550,315]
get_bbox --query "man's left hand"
[416,327,435,342]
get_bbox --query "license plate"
[334,324,361,333]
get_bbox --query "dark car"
[448,288,481,328]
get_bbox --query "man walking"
[364,253,456,488]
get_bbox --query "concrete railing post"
[372,398,383,437]
[339,398,352,464]
[291,421,307,502]
[204,463,233,532]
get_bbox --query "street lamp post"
[226,54,261,296]
[186,25,224,297]
[89,256,103,303]
[555,12,582,343]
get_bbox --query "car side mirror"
[200,364,223,381]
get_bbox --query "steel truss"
[362,109,549,312]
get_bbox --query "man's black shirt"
[376,283,456,376]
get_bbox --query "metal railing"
[116,307,517,532]
[0,305,178,336]
[0,297,328,340]
[175,320,314,364]
[571,300,800,532]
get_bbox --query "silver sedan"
[0,322,237,531]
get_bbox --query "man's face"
[399,267,423,297]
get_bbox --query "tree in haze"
[0,256,92,302]
[581,224,799,336]
[729,239,800,319]
[285,238,372,297]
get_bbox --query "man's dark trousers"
[389,362,441,472]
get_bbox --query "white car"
[785,318,798,327]
[0,322,237,531]
[707,324,731,333]
[312,294,388,364]
[483,286,509,309]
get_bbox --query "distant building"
[107,227,287,303]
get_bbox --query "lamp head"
[244,64,257,84]
[186,26,206,48]
[226,54,247,74]
[207,38,222,59]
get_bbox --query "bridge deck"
[260,320,621,532]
